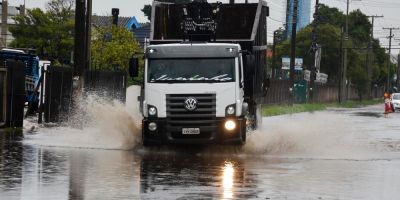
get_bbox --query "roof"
[92,15,141,30]
[133,23,151,47]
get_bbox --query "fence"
[43,66,74,123]
[265,79,385,105]
[0,60,25,128]
[40,68,127,123]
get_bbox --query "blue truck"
[0,49,40,109]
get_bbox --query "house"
[91,15,150,48]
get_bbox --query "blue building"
[285,0,311,39]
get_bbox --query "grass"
[262,99,383,117]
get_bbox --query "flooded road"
[1,89,400,199]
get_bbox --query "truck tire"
[236,122,247,145]
[246,103,262,130]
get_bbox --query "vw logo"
[184,97,198,111]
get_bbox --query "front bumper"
[142,117,246,145]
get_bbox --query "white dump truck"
[130,0,269,145]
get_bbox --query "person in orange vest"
[384,92,392,118]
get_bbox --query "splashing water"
[23,86,143,150]
[24,85,380,159]
[243,111,362,157]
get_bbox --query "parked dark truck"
[130,0,269,145]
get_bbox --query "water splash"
[243,112,357,156]
[23,86,142,150]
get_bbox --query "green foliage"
[91,25,140,71]
[348,9,371,45]
[274,4,392,98]
[348,51,368,99]
[9,0,74,65]
[141,5,152,21]
[275,24,342,81]
[142,0,192,21]
[318,4,344,27]
[262,99,382,116]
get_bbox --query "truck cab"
[142,43,247,144]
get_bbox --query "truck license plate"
[182,128,200,135]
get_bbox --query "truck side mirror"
[129,57,139,77]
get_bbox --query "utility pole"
[1,0,8,48]
[383,27,400,90]
[74,0,92,77]
[272,28,283,79]
[74,0,92,99]
[309,0,319,103]
[396,39,400,87]
[339,27,344,103]
[74,0,86,77]
[366,15,383,98]
[342,0,361,102]
[272,30,277,79]
[112,8,119,26]
[289,0,298,105]
[85,0,92,72]
[342,0,350,102]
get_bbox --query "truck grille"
[166,94,216,139]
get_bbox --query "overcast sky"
[7,0,400,54]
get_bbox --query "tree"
[318,4,345,27]
[9,0,74,65]
[274,4,391,93]
[275,24,342,82]
[142,0,192,21]
[91,25,140,71]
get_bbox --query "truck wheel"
[246,104,262,130]
[237,122,247,145]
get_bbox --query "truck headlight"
[148,106,157,116]
[225,104,236,116]
[224,120,236,131]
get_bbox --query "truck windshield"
[148,58,235,83]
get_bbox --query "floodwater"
[1,86,400,200]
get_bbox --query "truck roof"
[146,43,240,58]
[147,42,240,48]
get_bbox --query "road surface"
[1,98,400,199]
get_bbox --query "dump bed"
[150,0,269,103]
[150,0,268,51]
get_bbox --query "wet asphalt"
[1,104,400,200]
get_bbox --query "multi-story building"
[285,0,311,39]
[0,0,25,47]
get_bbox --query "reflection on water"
[138,152,255,200]
[2,104,400,199]
[222,161,234,199]
[1,137,260,200]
